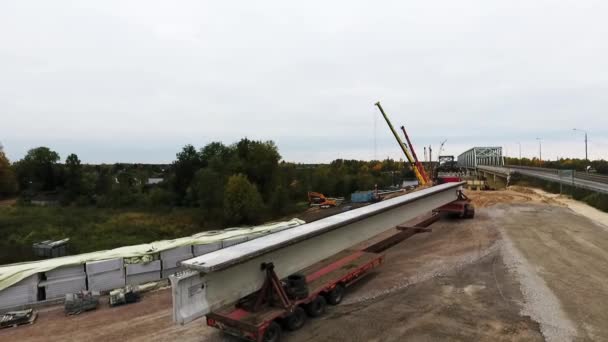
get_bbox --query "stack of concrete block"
[269,225,292,234]
[86,258,125,292]
[40,265,86,299]
[246,232,268,241]
[161,246,193,278]
[192,241,222,256]
[0,274,39,309]
[126,260,161,285]
[221,235,248,248]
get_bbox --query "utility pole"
[536,138,542,165]
[518,142,522,165]
[573,128,588,161]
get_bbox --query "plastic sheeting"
[0,219,304,291]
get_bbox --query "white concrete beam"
[170,182,464,324]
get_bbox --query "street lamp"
[572,128,588,161]
[536,138,542,165]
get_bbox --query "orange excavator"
[307,192,338,208]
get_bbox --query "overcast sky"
[1,1,607,163]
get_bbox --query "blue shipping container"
[351,191,374,203]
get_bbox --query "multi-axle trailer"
[206,249,384,342]
[203,193,473,342]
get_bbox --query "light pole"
[518,142,522,165]
[573,128,588,161]
[536,138,542,165]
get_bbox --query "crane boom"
[400,125,430,183]
[374,102,427,186]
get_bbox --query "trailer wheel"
[304,296,326,317]
[262,321,282,342]
[284,307,306,331]
[286,273,309,299]
[464,205,475,219]
[325,284,344,305]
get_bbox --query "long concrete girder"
[170,182,465,324]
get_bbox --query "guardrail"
[575,173,608,184]
[506,165,558,174]
[506,165,608,184]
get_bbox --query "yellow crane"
[374,102,427,186]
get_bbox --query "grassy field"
[0,205,212,265]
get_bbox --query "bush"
[0,206,204,264]
[144,188,175,208]
[269,185,293,216]
[223,174,265,225]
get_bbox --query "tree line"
[0,139,412,225]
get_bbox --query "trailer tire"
[287,274,307,288]
[284,307,306,331]
[286,273,309,299]
[262,321,282,342]
[325,284,344,305]
[464,205,475,219]
[304,296,326,317]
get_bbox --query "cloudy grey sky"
[1,1,607,163]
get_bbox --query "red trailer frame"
[435,190,475,218]
[205,250,384,342]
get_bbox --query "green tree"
[223,174,264,225]
[234,139,281,199]
[15,147,60,191]
[171,144,203,204]
[65,153,83,200]
[200,142,238,176]
[95,167,114,196]
[0,150,18,197]
[190,168,224,212]
[269,184,292,216]
[144,187,175,207]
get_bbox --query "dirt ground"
[0,198,16,207]
[3,188,608,342]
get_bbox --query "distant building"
[147,177,164,185]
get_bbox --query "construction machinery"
[64,291,99,315]
[400,125,430,184]
[374,102,427,186]
[0,309,37,329]
[109,285,140,307]
[307,192,338,208]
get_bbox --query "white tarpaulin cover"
[0,219,303,291]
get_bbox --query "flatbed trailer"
[435,190,475,218]
[205,249,384,342]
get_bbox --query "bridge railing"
[506,165,608,185]
[506,165,558,174]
